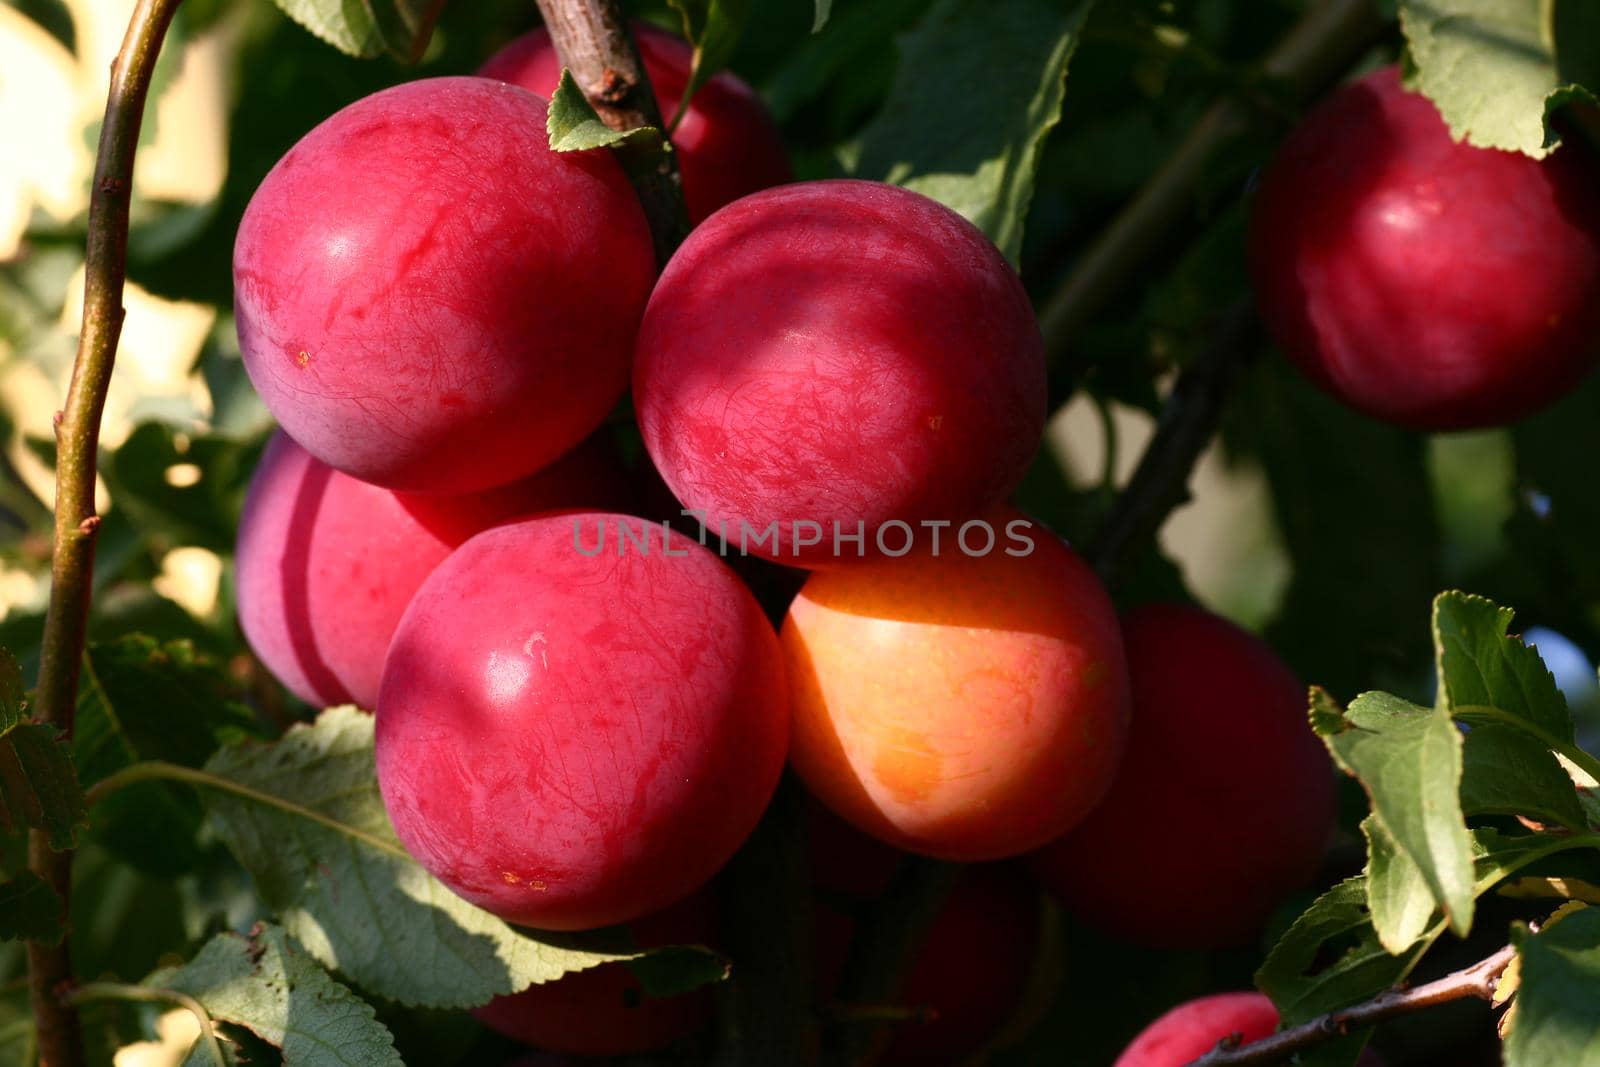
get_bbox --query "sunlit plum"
[234,77,654,492]
[635,180,1046,566]
[375,512,788,930]
[783,512,1128,859]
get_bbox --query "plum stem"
[1038,0,1388,408]
[1184,940,1520,1066]
[27,1,184,1064]
[533,0,691,261]
[1084,299,1258,584]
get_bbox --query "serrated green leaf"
[1363,814,1437,953]
[1400,0,1597,156]
[1462,722,1589,830]
[1435,591,1574,742]
[267,0,442,61]
[627,943,731,998]
[665,0,753,124]
[152,924,400,1066]
[547,69,667,153]
[1309,686,1348,743]
[1506,906,1600,1065]
[0,870,63,944]
[850,0,1094,265]
[0,723,84,851]
[1326,691,1476,939]
[199,707,678,1008]
[1258,876,1421,1067]
[813,0,832,32]
[0,650,21,735]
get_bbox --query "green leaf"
[1435,591,1574,742]
[849,0,1095,265]
[1506,906,1600,1066]
[1462,723,1589,830]
[0,651,21,735]
[153,924,401,1066]
[0,723,85,851]
[1362,815,1437,953]
[0,870,63,944]
[665,0,753,123]
[76,637,262,875]
[266,0,443,61]
[1323,691,1476,943]
[813,0,832,32]
[199,707,682,1007]
[547,69,667,154]
[1258,876,1423,1067]
[1399,0,1597,156]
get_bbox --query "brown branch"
[27,3,184,1065]
[1041,0,1388,400]
[532,0,690,260]
[1186,942,1518,1066]
[1084,299,1258,584]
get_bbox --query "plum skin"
[783,513,1129,860]
[1249,65,1600,430]
[1032,603,1336,949]
[472,892,715,1056]
[233,77,655,493]
[375,512,789,931]
[634,179,1047,566]
[234,431,624,711]
[478,23,791,224]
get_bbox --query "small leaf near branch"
[152,924,401,1066]
[0,722,85,851]
[0,870,64,944]
[197,707,721,1008]
[0,649,21,734]
[547,70,667,156]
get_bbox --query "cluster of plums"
[229,20,1599,1063]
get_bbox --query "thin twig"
[533,0,690,260]
[825,857,960,1067]
[1084,299,1258,584]
[66,982,228,1067]
[1040,0,1387,401]
[1185,942,1518,1066]
[28,2,184,1065]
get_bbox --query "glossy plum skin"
[234,431,625,711]
[783,515,1129,860]
[1249,65,1600,430]
[635,180,1046,566]
[1114,992,1384,1067]
[473,892,715,1056]
[478,23,791,224]
[234,78,655,493]
[1033,603,1336,948]
[375,512,788,930]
